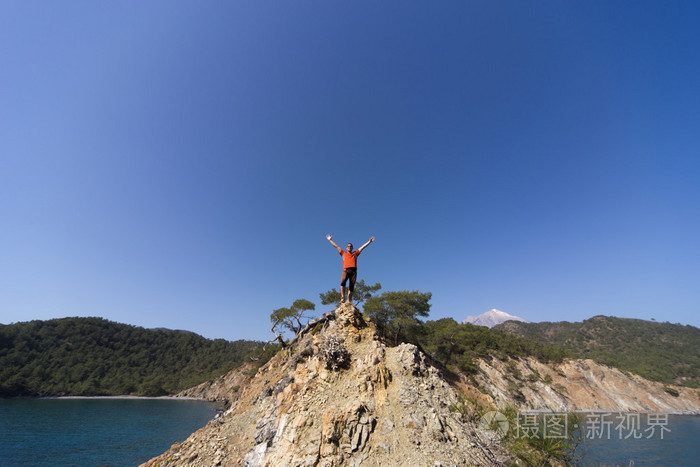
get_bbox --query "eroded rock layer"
[142,304,508,466]
[475,356,700,414]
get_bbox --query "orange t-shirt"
[340,250,360,269]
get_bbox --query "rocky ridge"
[175,363,254,402]
[475,356,700,414]
[143,304,510,466]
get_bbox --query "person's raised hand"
[369,236,375,242]
[326,234,332,241]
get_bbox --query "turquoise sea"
[577,414,700,466]
[510,412,700,466]
[1,400,699,466]
[0,398,220,467]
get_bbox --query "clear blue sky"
[2,1,699,341]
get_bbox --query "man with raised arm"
[326,234,375,304]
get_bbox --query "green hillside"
[0,317,265,397]
[407,318,570,375]
[495,315,700,388]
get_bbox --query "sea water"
[577,414,700,466]
[511,411,700,466]
[1,400,699,466]
[0,398,220,467]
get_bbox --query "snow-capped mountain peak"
[462,309,528,328]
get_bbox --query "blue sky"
[2,1,699,341]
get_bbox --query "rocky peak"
[143,303,510,466]
[463,309,528,328]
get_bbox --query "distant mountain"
[462,309,528,328]
[495,315,700,388]
[0,317,268,397]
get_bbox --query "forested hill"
[495,315,700,388]
[0,317,265,397]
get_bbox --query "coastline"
[521,409,700,416]
[53,395,208,401]
[10,397,695,414]
[1,394,214,402]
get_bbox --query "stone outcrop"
[143,304,700,466]
[475,356,700,414]
[141,304,510,466]
[175,363,254,402]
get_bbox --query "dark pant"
[341,268,357,291]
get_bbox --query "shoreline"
[2,397,697,414]
[520,409,700,416]
[53,395,208,401]
[0,395,210,401]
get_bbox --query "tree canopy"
[269,298,317,346]
[363,290,432,345]
[413,318,568,375]
[270,299,316,335]
[0,317,264,397]
[496,316,700,387]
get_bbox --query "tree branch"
[287,311,336,347]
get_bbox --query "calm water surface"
[0,398,219,467]
[577,414,700,466]
[1,400,698,466]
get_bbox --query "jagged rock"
[273,376,294,396]
[141,303,510,466]
[253,417,276,445]
[174,362,253,401]
[254,385,273,405]
[475,356,700,413]
[163,302,700,465]
[244,442,268,467]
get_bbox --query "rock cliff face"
[474,357,700,414]
[175,363,254,402]
[142,304,509,466]
[145,305,700,466]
